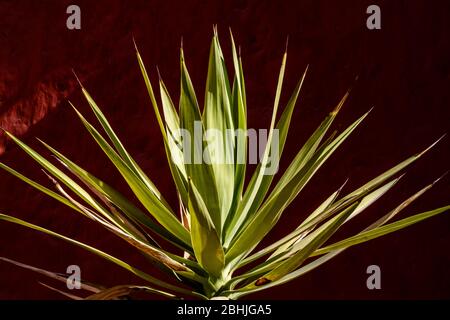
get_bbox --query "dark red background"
[0,0,449,299]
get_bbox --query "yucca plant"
[0,28,448,300]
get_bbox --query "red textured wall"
[0,0,449,299]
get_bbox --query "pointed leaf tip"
[68,101,81,115]
[304,64,310,73]
[338,178,350,192]
[433,171,449,185]
[418,134,446,157]
[71,69,83,88]
[156,65,162,81]
[132,36,139,52]
[331,90,351,115]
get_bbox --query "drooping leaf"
[0,257,102,293]
[85,285,178,300]
[0,213,204,298]
[39,282,84,300]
